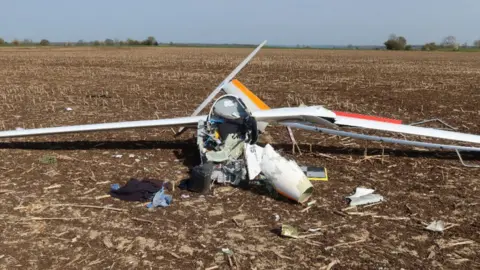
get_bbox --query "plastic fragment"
[280,224,299,239]
[221,248,233,255]
[425,220,445,232]
[346,187,384,206]
[146,187,172,208]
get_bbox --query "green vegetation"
[39,39,50,46]
[384,34,409,50]
[1,34,480,52]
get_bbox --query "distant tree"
[421,42,438,51]
[127,38,140,45]
[119,40,126,46]
[92,40,101,46]
[384,34,408,50]
[142,36,157,46]
[77,40,85,46]
[12,39,20,46]
[405,44,412,51]
[39,39,50,46]
[474,40,480,48]
[23,39,33,45]
[0,38,5,45]
[441,35,458,49]
[104,38,115,46]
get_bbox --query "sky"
[2,0,479,46]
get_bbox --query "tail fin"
[222,79,270,132]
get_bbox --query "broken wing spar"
[177,40,268,135]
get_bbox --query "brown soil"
[0,47,479,269]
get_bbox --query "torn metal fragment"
[280,224,299,239]
[346,187,384,206]
[425,220,445,232]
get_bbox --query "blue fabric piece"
[146,187,172,208]
[110,183,120,191]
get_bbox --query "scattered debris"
[300,166,328,181]
[65,107,73,111]
[425,220,445,232]
[221,248,233,255]
[146,187,172,208]
[280,224,299,239]
[346,187,384,206]
[110,178,171,202]
[112,154,123,158]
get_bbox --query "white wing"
[332,111,480,145]
[0,116,206,138]
[335,116,480,144]
[0,106,337,139]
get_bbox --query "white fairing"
[245,144,264,180]
[259,144,313,203]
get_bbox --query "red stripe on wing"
[334,111,402,124]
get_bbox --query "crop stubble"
[0,47,479,269]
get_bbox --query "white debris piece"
[65,107,73,111]
[425,220,445,232]
[112,154,123,158]
[245,144,264,180]
[129,154,135,158]
[346,187,384,206]
[259,144,313,203]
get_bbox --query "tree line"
[0,36,159,46]
[384,34,480,51]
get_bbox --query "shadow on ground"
[1,140,479,161]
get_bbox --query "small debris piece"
[112,154,123,158]
[221,248,233,255]
[181,194,190,199]
[280,224,299,239]
[273,213,280,221]
[307,200,317,206]
[128,154,135,158]
[65,107,73,111]
[110,183,120,191]
[346,187,384,206]
[425,220,445,232]
[300,166,328,181]
[146,187,172,208]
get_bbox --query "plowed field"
[1,47,479,269]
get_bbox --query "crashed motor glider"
[1,40,480,203]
